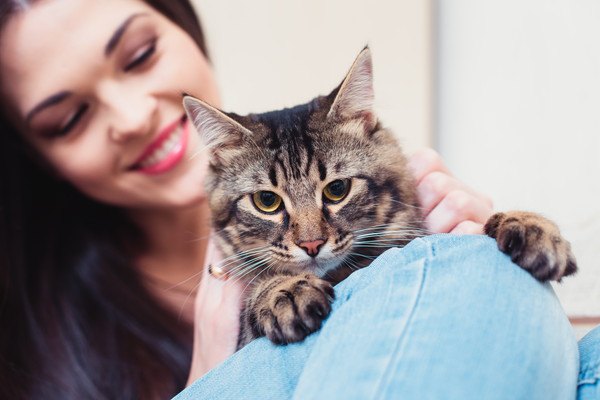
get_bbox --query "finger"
[425,190,494,233]
[450,220,484,235]
[408,148,451,184]
[417,171,459,215]
[417,171,494,217]
[197,238,244,310]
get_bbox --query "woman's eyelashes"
[43,37,159,139]
[43,103,90,139]
[60,103,90,136]
[123,37,158,72]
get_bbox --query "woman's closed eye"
[42,38,159,139]
[124,37,158,72]
[43,103,90,139]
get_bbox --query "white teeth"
[138,125,183,168]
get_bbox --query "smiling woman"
[0,0,218,398]
[2,0,219,208]
[1,1,572,399]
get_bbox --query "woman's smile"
[130,115,189,175]
[0,0,221,209]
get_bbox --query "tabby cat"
[183,48,577,349]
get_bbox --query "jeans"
[175,234,579,400]
[578,325,600,399]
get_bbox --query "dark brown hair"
[0,1,209,398]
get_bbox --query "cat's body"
[183,48,577,349]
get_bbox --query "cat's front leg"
[237,273,334,349]
[484,211,577,281]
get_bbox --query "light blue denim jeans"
[175,234,579,400]
[578,325,600,399]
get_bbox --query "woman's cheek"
[160,33,220,106]
[51,140,114,188]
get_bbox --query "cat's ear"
[183,95,252,164]
[327,47,376,129]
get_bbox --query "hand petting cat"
[408,148,494,235]
[186,153,491,383]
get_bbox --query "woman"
[0,0,583,399]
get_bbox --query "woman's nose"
[98,82,157,142]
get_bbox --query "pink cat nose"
[298,239,326,257]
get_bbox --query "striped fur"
[183,47,577,348]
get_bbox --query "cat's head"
[183,48,422,280]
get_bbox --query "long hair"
[0,1,209,398]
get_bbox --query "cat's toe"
[486,211,578,282]
[266,276,333,344]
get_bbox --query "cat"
[183,47,577,349]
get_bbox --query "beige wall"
[192,0,433,153]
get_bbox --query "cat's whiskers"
[225,255,270,280]
[348,251,378,260]
[211,246,271,271]
[355,229,428,238]
[186,226,229,244]
[341,254,361,271]
[165,245,269,297]
[354,222,430,235]
[240,259,277,294]
[226,253,276,286]
[387,198,428,211]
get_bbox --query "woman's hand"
[408,148,494,234]
[187,241,245,385]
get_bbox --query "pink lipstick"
[131,115,189,175]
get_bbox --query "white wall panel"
[192,0,433,152]
[437,0,600,316]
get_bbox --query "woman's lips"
[131,115,189,175]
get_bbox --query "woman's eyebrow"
[25,13,150,124]
[104,12,149,57]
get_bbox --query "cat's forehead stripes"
[251,98,327,182]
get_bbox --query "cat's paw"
[484,211,577,282]
[258,274,334,345]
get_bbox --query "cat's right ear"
[183,95,252,164]
[327,47,377,130]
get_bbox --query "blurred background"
[193,0,600,332]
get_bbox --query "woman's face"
[0,0,220,210]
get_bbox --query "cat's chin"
[287,257,340,279]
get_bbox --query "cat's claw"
[258,274,334,345]
[484,211,577,282]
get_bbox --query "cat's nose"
[297,239,326,257]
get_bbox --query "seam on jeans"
[578,363,600,384]
[578,378,599,386]
[372,239,432,399]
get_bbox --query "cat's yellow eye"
[323,179,351,203]
[252,191,283,213]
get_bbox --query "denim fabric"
[578,325,600,399]
[175,234,579,400]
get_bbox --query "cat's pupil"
[261,192,277,206]
[328,180,346,196]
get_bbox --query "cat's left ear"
[327,47,376,130]
[183,95,252,165]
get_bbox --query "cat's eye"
[323,179,351,203]
[252,191,283,213]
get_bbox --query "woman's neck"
[128,200,212,321]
